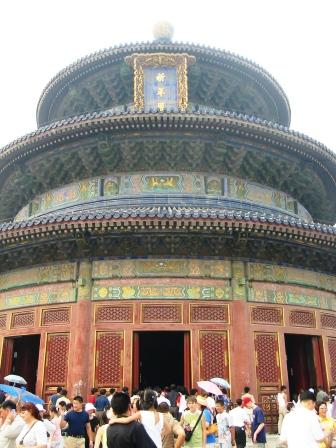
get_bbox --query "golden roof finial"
[153,21,174,43]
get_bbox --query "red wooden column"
[67,261,93,398]
[230,261,254,399]
[190,329,200,387]
[132,332,140,390]
[123,329,132,389]
[183,332,191,392]
[230,300,253,398]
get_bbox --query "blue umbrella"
[0,384,18,395]
[0,384,44,404]
[210,377,231,389]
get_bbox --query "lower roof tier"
[14,172,312,222]
[0,206,335,274]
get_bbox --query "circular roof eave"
[35,41,291,127]
[2,208,336,241]
[1,110,333,168]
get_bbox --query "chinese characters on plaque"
[144,67,178,112]
[125,53,196,112]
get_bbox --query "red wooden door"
[95,331,124,389]
[43,333,70,400]
[0,338,14,381]
[254,332,281,433]
[312,336,326,388]
[199,330,229,380]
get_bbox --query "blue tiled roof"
[2,206,335,235]
[0,108,335,161]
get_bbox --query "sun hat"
[36,404,45,412]
[196,395,208,407]
[85,403,96,412]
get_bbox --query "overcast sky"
[0,0,335,152]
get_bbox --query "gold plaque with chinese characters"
[125,53,195,112]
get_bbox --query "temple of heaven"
[0,22,336,429]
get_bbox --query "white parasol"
[4,374,27,385]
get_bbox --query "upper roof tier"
[36,41,291,127]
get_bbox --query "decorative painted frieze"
[0,263,77,292]
[92,259,231,280]
[92,280,231,301]
[247,263,336,293]
[14,172,311,221]
[0,283,77,310]
[248,284,336,311]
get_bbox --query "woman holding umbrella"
[16,402,48,448]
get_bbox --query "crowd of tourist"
[0,383,335,447]
[276,384,336,448]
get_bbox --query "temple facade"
[0,24,336,429]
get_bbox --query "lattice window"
[200,331,228,380]
[289,310,315,327]
[96,306,133,323]
[251,307,283,325]
[11,312,34,328]
[191,305,228,323]
[42,308,70,325]
[44,333,69,385]
[142,305,182,323]
[321,314,336,330]
[95,332,123,387]
[254,333,280,384]
[0,314,7,328]
[328,338,336,383]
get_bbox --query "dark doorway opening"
[1,335,40,393]
[134,332,186,389]
[285,334,326,399]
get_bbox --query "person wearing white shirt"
[228,399,250,448]
[279,390,330,448]
[215,399,231,448]
[277,385,287,434]
[36,404,56,440]
[16,402,48,448]
[178,394,187,416]
[106,388,115,405]
[0,400,25,448]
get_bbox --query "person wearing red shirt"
[87,388,98,405]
